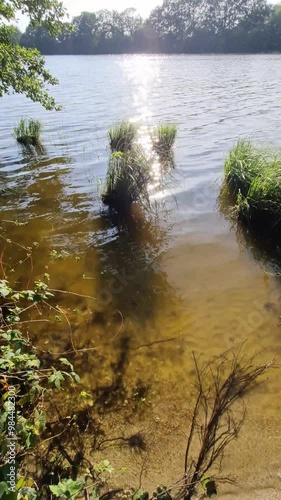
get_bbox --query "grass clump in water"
[223,139,281,237]
[224,139,265,196]
[151,123,177,159]
[102,149,151,214]
[109,121,138,153]
[14,118,42,147]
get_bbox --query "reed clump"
[151,123,177,159]
[14,118,42,147]
[103,120,178,216]
[108,121,138,153]
[102,149,151,214]
[224,139,281,237]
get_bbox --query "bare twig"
[181,349,274,499]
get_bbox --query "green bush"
[108,121,137,153]
[13,119,42,147]
[0,277,81,498]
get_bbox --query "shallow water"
[1,54,281,496]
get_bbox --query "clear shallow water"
[1,54,281,495]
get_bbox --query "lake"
[1,54,281,497]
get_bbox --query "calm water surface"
[1,55,281,496]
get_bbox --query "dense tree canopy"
[2,0,281,77]
[18,1,281,55]
[0,0,68,109]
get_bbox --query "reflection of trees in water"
[0,149,95,291]
[0,156,71,213]
[218,184,281,272]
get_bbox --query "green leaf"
[50,478,85,498]
[48,368,65,390]
[0,281,12,298]
[80,391,91,399]
[72,373,81,384]
[0,482,9,496]
[59,358,73,370]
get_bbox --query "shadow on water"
[88,206,181,325]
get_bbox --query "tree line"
[18,1,281,54]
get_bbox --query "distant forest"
[17,0,281,54]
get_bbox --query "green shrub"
[0,277,81,497]
[102,149,151,214]
[151,124,177,158]
[108,121,137,153]
[13,118,42,147]
[223,139,281,236]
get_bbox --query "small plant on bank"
[13,119,42,147]
[151,124,177,159]
[102,149,151,214]
[109,121,138,153]
[0,277,81,498]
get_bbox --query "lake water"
[1,55,281,497]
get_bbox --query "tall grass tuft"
[14,119,42,147]
[151,123,177,158]
[102,149,151,214]
[108,121,138,153]
[223,139,281,237]
[224,139,266,196]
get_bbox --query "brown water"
[1,54,281,497]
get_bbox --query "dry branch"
[176,350,274,499]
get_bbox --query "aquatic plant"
[102,149,151,214]
[108,121,138,153]
[13,118,42,147]
[224,139,281,237]
[224,139,266,196]
[151,123,177,158]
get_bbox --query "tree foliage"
[17,0,281,55]
[0,0,68,109]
